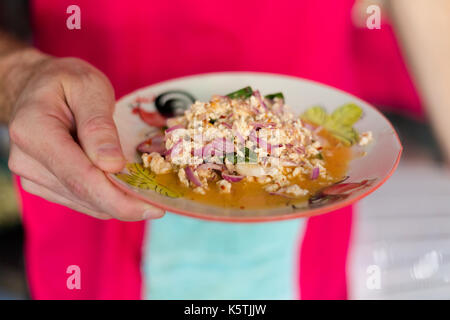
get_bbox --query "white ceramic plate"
[108,72,402,222]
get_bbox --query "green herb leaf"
[327,125,359,146]
[264,92,285,100]
[224,152,237,165]
[236,147,257,164]
[300,104,363,146]
[328,103,363,128]
[226,86,253,99]
[301,106,328,126]
[223,147,257,165]
[115,163,182,198]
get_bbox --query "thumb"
[77,111,126,173]
[69,76,125,173]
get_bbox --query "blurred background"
[0,0,30,300]
[1,0,449,299]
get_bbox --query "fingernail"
[97,143,122,160]
[142,208,165,219]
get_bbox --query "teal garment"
[144,212,304,300]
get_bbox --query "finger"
[20,177,112,220]
[9,143,60,189]
[9,143,98,210]
[20,114,165,221]
[64,71,125,173]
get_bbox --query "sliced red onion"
[251,122,276,129]
[293,146,305,154]
[191,134,204,158]
[193,147,203,158]
[259,138,270,150]
[224,140,235,153]
[249,130,258,143]
[197,163,224,171]
[164,139,182,158]
[253,90,268,111]
[285,143,303,153]
[222,173,244,183]
[251,106,260,114]
[165,124,184,133]
[202,142,215,158]
[232,127,246,144]
[271,143,283,150]
[310,167,320,180]
[212,138,234,153]
[249,131,267,150]
[249,131,280,153]
[221,122,232,129]
[184,166,202,187]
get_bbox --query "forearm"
[0,31,48,124]
[388,0,450,162]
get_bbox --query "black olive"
[154,90,195,118]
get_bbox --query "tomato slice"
[134,108,167,128]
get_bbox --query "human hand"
[6,52,164,220]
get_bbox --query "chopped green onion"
[222,147,258,165]
[226,86,253,99]
[264,92,284,100]
[224,152,237,165]
[236,147,257,164]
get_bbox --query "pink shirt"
[21,0,421,299]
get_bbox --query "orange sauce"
[154,129,351,209]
